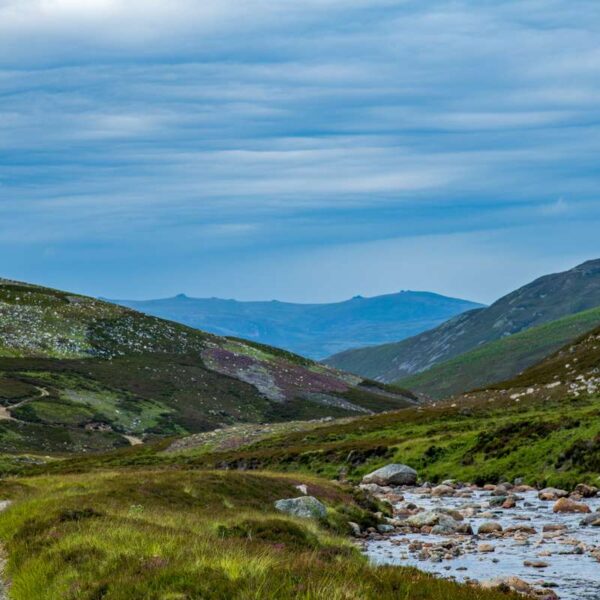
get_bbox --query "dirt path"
[0,386,49,422]
[123,435,143,446]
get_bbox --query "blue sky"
[1,0,599,304]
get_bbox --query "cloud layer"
[1,0,599,301]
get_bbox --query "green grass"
[398,305,600,399]
[0,469,519,600]
[0,279,417,453]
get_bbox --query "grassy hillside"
[114,291,483,359]
[38,322,598,490]
[398,304,600,399]
[0,279,416,454]
[0,315,596,599]
[0,469,517,600]
[326,258,600,381]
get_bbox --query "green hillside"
[326,259,600,381]
[0,279,416,454]
[397,304,600,399]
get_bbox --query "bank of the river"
[356,470,600,599]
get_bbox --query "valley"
[0,270,598,599]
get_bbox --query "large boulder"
[553,497,591,514]
[362,464,418,486]
[405,510,457,529]
[274,496,327,519]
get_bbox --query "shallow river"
[365,488,600,600]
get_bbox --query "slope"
[325,258,600,381]
[397,304,600,399]
[112,291,483,359]
[31,320,600,490]
[0,278,416,454]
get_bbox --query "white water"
[366,489,600,599]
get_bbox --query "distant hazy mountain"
[111,291,483,359]
[325,259,600,381]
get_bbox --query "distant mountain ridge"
[325,259,600,382]
[110,291,483,359]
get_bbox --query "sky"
[1,0,599,304]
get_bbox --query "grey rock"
[348,521,361,536]
[362,464,418,486]
[274,496,327,519]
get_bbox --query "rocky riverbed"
[358,470,600,599]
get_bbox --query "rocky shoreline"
[355,465,600,600]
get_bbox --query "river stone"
[362,464,418,486]
[553,497,591,514]
[524,559,548,568]
[538,487,568,501]
[478,521,503,534]
[430,515,461,534]
[580,513,600,526]
[405,510,456,528]
[431,484,455,497]
[274,496,327,519]
[481,576,531,594]
[574,483,598,498]
[489,496,508,507]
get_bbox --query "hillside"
[32,315,600,488]
[325,258,600,381]
[112,291,482,359]
[131,320,600,490]
[0,278,416,454]
[398,304,600,399]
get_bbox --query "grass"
[398,305,600,399]
[0,278,417,453]
[0,469,519,600]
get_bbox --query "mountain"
[0,278,416,454]
[110,291,483,360]
[325,259,600,381]
[398,304,600,399]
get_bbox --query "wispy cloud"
[0,0,599,300]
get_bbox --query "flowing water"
[365,488,600,599]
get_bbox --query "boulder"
[348,521,361,536]
[538,487,568,501]
[362,464,418,486]
[481,576,531,594]
[580,514,600,526]
[478,543,495,553]
[274,496,327,519]
[431,484,455,497]
[478,521,503,534]
[502,496,517,509]
[574,483,598,498]
[488,496,508,507]
[552,497,591,514]
[524,560,548,568]
[405,510,456,529]
[430,515,461,535]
